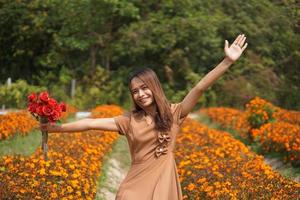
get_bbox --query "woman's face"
[130,77,154,108]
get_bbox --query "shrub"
[0,80,46,109]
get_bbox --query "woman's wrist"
[49,123,62,133]
[223,56,235,66]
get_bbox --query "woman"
[42,34,247,199]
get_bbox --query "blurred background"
[0,0,299,111]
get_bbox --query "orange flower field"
[0,111,38,140]
[200,96,300,164]
[1,102,299,199]
[200,107,250,139]
[176,119,300,199]
[0,105,123,199]
[251,122,300,164]
[274,108,300,126]
[0,104,78,141]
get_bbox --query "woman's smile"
[139,97,149,102]
[130,77,155,108]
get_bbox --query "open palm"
[224,34,248,62]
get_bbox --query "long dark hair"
[128,67,173,132]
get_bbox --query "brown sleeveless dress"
[113,103,187,200]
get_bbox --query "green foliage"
[214,67,281,109]
[245,97,277,129]
[0,80,46,109]
[71,66,130,110]
[0,0,299,109]
[247,107,275,129]
[277,78,300,110]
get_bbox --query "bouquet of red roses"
[27,91,66,160]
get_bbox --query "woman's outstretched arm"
[40,118,119,133]
[180,34,248,117]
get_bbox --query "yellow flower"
[67,186,73,193]
[38,168,46,175]
[50,192,58,198]
[20,189,26,193]
[187,183,196,191]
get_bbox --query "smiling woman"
[112,34,247,200]
[130,80,154,107]
[40,34,248,200]
[113,66,188,199]
[126,67,174,134]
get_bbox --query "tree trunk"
[90,45,98,76]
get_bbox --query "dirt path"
[264,157,300,182]
[96,136,131,200]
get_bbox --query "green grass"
[278,165,300,180]
[0,130,41,157]
[0,117,76,157]
[96,153,111,200]
[111,136,131,169]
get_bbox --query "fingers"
[236,34,244,45]
[232,34,248,51]
[240,35,246,47]
[224,40,229,50]
[242,42,248,51]
[232,34,247,47]
[232,34,242,45]
[238,34,248,51]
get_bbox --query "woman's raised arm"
[40,118,119,133]
[180,34,248,117]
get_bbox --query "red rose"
[52,103,61,113]
[50,110,60,121]
[28,102,38,113]
[47,115,53,122]
[28,93,37,102]
[42,105,53,116]
[59,103,66,112]
[27,91,66,122]
[48,98,57,108]
[39,91,49,103]
[36,104,45,116]
[26,90,68,161]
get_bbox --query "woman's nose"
[138,89,146,96]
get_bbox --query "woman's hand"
[40,122,60,133]
[224,34,248,63]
